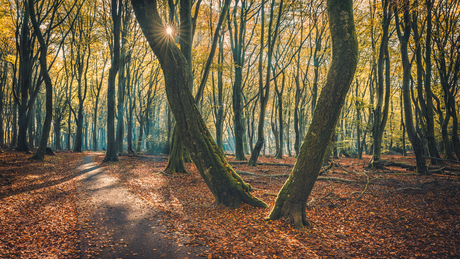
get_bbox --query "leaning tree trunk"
[268,0,358,228]
[131,0,267,208]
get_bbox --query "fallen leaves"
[96,153,460,258]
[0,150,86,258]
[1,151,459,258]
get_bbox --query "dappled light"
[1,0,459,257]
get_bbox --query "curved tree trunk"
[131,0,267,208]
[395,0,428,175]
[29,1,51,161]
[268,0,358,228]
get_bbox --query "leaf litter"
[1,150,459,258]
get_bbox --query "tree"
[131,0,267,208]
[394,0,428,174]
[227,0,256,160]
[371,0,392,164]
[248,0,284,166]
[104,0,122,162]
[14,1,40,152]
[91,58,107,151]
[29,0,60,159]
[68,3,94,152]
[268,0,358,228]
[432,0,460,160]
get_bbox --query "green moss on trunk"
[131,0,267,208]
[164,126,188,174]
[268,0,358,228]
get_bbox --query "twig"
[449,223,460,237]
[357,172,370,199]
[422,198,428,206]
[307,197,316,206]
[333,162,352,173]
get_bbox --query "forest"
[0,0,459,167]
[0,0,460,257]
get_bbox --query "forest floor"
[0,149,460,258]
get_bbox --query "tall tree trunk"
[104,0,122,162]
[228,1,252,161]
[132,0,267,208]
[127,86,134,153]
[423,0,440,163]
[214,36,224,151]
[372,0,391,163]
[400,90,406,156]
[0,62,5,147]
[395,0,428,175]
[275,71,285,159]
[29,0,56,160]
[268,0,358,228]
[356,79,362,159]
[16,3,33,152]
[54,111,61,150]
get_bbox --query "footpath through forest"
[75,154,207,258]
[1,150,459,258]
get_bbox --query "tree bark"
[268,0,358,228]
[372,0,391,163]
[104,0,121,162]
[131,0,267,208]
[395,0,428,175]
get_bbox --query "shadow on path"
[76,155,208,258]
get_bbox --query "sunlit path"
[75,154,207,258]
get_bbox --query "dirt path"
[75,154,207,258]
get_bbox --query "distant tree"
[268,0,358,228]
[248,0,284,166]
[227,0,256,160]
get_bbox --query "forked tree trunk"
[30,0,52,161]
[372,0,391,163]
[132,0,267,208]
[395,0,428,175]
[268,0,358,228]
